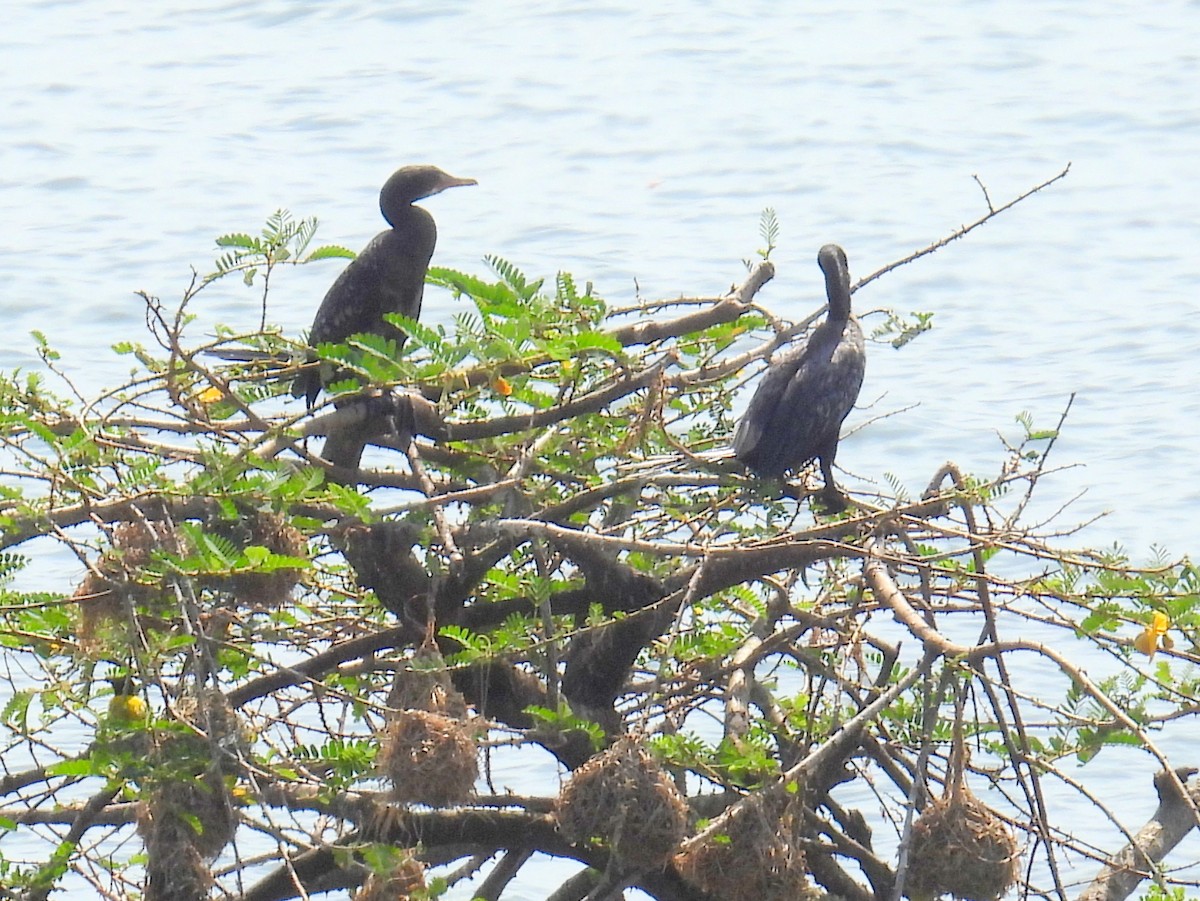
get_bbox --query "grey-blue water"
[3,1,1199,898]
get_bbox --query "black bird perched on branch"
[733,243,866,510]
[292,164,477,407]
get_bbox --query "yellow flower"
[197,386,224,405]
[1133,611,1173,658]
[492,376,512,397]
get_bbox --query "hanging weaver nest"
[174,686,253,757]
[142,831,211,901]
[387,645,470,720]
[904,695,1021,901]
[75,520,179,647]
[903,784,1020,901]
[674,792,815,901]
[356,853,426,901]
[377,709,478,804]
[205,508,306,608]
[137,767,237,859]
[75,511,306,650]
[134,689,243,863]
[555,738,689,872]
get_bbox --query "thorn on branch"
[854,163,1071,293]
[972,174,995,214]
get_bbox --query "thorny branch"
[854,163,1071,292]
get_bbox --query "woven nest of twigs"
[674,793,814,901]
[75,521,178,647]
[378,709,478,804]
[142,833,211,901]
[135,690,243,861]
[206,508,306,608]
[356,853,426,901]
[387,645,470,720]
[904,785,1020,901]
[75,511,306,649]
[555,738,689,872]
[174,687,252,757]
[137,767,237,859]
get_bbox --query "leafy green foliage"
[870,309,934,348]
[212,209,354,286]
[525,705,606,750]
[1139,883,1187,901]
[744,207,780,267]
[293,738,378,792]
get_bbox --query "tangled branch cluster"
[2,166,1199,901]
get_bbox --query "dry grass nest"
[174,687,252,757]
[674,793,814,901]
[555,738,689,872]
[138,773,235,901]
[142,835,211,901]
[75,521,179,647]
[378,709,478,805]
[356,854,426,901]
[74,511,306,650]
[137,769,237,859]
[206,508,306,608]
[134,690,245,860]
[387,646,470,720]
[903,787,1020,901]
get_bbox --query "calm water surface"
[3,1,1199,896]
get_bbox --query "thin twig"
[854,163,1071,293]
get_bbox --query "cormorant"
[733,243,866,510]
[292,164,477,407]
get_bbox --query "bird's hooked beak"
[435,173,478,194]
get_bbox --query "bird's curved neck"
[824,267,852,321]
[382,199,422,230]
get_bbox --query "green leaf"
[215,233,261,250]
[47,759,98,777]
[306,245,357,261]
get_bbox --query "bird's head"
[380,165,477,226]
[817,244,852,318]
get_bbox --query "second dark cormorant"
[733,243,866,510]
[292,164,477,407]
